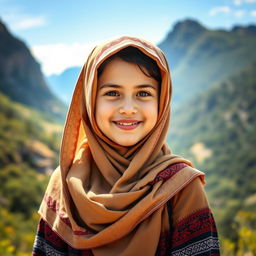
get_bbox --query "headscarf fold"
[39,36,204,256]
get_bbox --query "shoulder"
[169,176,210,224]
[166,177,220,254]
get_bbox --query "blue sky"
[1,0,256,75]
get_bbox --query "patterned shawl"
[38,36,204,256]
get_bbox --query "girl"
[32,36,220,256]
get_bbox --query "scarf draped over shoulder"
[38,36,204,256]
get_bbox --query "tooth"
[118,122,137,126]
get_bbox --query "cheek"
[142,101,158,121]
[95,99,115,122]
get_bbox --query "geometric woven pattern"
[149,163,189,185]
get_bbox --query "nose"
[119,97,137,115]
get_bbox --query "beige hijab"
[39,36,204,256]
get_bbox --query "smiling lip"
[113,120,142,130]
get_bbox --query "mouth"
[113,121,142,130]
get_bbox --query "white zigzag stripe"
[33,235,66,256]
[170,237,220,256]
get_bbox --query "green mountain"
[168,62,256,244]
[0,20,67,120]
[0,92,62,172]
[158,19,256,105]
[0,19,67,255]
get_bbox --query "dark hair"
[97,46,161,84]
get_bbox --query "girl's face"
[95,57,159,147]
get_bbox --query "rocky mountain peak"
[0,19,66,120]
[158,19,207,69]
[172,19,206,34]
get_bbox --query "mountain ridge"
[159,19,256,104]
[0,20,67,120]
[46,19,256,106]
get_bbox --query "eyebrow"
[99,83,157,90]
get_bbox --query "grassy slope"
[0,93,65,254]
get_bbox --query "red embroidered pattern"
[44,194,91,235]
[44,194,71,227]
[39,219,68,248]
[171,207,218,248]
[33,219,93,256]
[149,163,188,185]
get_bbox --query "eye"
[137,91,152,97]
[104,90,120,97]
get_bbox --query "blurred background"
[0,0,256,255]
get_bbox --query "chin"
[114,139,140,147]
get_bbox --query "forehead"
[97,58,159,88]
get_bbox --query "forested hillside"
[169,62,256,254]
[0,93,62,255]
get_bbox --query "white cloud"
[209,6,231,16]
[244,0,256,3]
[32,43,96,75]
[1,7,47,31]
[12,16,46,30]
[209,5,251,18]
[234,0,256,4]
[234,0,242,5]
[234,10,246,17]
[251,10,256,15]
